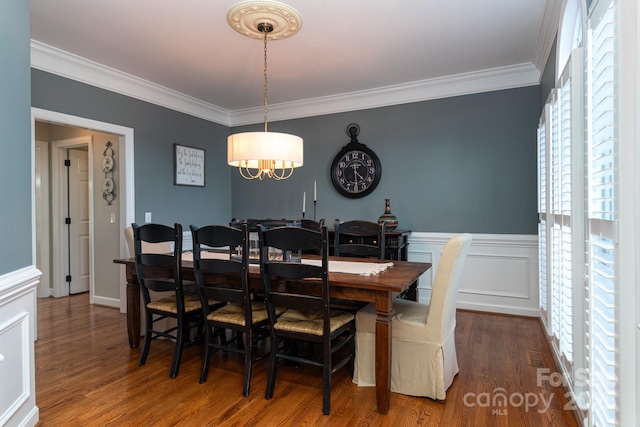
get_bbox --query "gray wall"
[31,66,540,244]
[231,87,540,234]
[0,0,31,275]
[31,70,232,228]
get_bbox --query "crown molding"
[31,40,540,127]
[30,40,233,126]
[231,63,540,126]
[534,0,563,76]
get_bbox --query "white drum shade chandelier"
[226,1,304,180]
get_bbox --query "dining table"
[114,254,431,415]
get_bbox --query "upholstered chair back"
[425,233,472,341]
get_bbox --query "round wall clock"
[330,123,381,198]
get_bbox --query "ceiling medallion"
[227,0,302,41]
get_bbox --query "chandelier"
[226,1,304,180]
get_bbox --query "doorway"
[49,138,92,296]
[31,108,135,313]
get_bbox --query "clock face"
[331,145,381,198]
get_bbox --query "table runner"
[182,251,393,276]
[302,259,394,276]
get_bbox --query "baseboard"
[92,295,120,309]
[17,406,39,427]
[457,301,540,317]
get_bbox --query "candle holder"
[313,201,317,221]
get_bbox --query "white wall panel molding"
[407,232,539,317]
[0,266,40,304]
[0,266,40,427]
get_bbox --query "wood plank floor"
[35,294,579,426]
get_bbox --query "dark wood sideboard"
[230,219,410,261]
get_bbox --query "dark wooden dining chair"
[132,222,206,378]
[258,224,355,415]
[298,218,325,231]
[190,223,276,396]
[124,226,176,336]
[333,219,386,259]
[332,219,388,311]
[296,218,325,255]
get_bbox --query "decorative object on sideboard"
[226,1,303,180]
[102,141,116,205]
[313,179,317,221]
[330,123,382,198]
[377,198,398,230]
[302,191,306,219]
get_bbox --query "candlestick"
[314,180,317,202]
[302,191,306,216]
[313,200,317,222]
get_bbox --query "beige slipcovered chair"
[124,226,175,336]
[353,233,472,399]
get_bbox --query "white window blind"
[559,75,574,365]
[538,74,575,374]
[586,1,617,426]
[538,46,584,414]
[538,221,548,313]
[551,222,562,340]
[537,112,548,315]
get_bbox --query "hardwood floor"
[35,294,579,426]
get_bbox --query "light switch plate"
[110,212,116,224]
[145,212,152,223]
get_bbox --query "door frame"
[51,137,92,298]
[35,140,51,298]
[31,108,135,312]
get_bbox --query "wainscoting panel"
[407,232,539,317]
[183,230,540,317]
[0,266,40,427]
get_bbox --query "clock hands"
[351,162,364,186]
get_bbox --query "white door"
[68,148,90,294]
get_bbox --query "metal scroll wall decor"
[102,141,116,205]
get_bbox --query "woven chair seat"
[207,302,286,326]
[147,293,217,314]
[274,309,354,336]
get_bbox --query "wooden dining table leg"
[374,291,394,414]
[124,263,141,349]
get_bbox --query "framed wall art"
[174,144,205,187]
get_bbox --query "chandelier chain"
[263,27,268,133]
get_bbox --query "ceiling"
[29,1,556,126]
